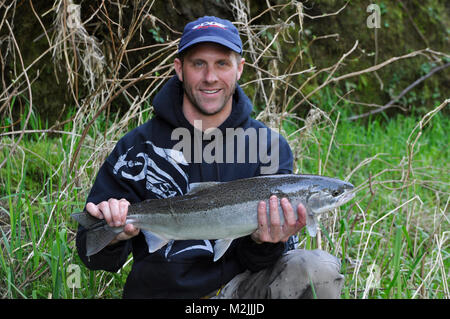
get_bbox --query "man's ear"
[236,57,245,81]
[174,58,183,82]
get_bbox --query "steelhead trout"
[72,174,355,261]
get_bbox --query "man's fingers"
[107,198,122,227]
[257,200,268,230]
[98,201,113,226]
[86,198,136,246]
[119,198,130,225]
[252,197,309,244]
[269,195,282,241]
[85,202,103,219]
[109,224,140,245]
[123,224,140,237]
[281,198,296,227]
[280,197,296,242]
[87,199,130,228]
[251,200,268,243]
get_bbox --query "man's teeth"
[202,89,220,94]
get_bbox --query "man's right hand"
[86,198,140,245]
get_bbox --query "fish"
[72,174,355,261]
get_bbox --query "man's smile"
[200,89,221,94]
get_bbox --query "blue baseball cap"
[178,16,242,54]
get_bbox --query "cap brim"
[178,36,242,54]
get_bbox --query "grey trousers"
[213,249,344,299]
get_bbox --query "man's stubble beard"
[182,76,238,117]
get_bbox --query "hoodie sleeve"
[236,132,294,272]
[236,237,285,272]
[75,158,144,272]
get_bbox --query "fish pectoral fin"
[187,181,222,195]
[142,230,169,253]
[306,213,318,237]
[213,239,233,262]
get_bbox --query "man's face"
[174,43,245,116]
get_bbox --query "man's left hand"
[251,195,306,244]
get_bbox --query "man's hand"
[251,195,306,244]
[86,198,140,245]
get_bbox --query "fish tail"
[71,212,119,256]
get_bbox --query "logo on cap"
[192,21,226,30]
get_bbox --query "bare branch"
[348,62,450,120]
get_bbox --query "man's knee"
[269,249,344,298]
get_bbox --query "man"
[76,16,343,298]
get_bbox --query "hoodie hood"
[152,75,253,132]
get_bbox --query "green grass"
[0,106,134,298]
[0,99,448,298]
[284,99,449,298]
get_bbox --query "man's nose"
[204,66,218,83]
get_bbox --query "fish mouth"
[338,191,355,205]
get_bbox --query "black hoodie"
[76,76,294,298]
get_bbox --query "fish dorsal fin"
[187,181,221,195]
[213,239,233,262]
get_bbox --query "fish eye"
[331,190,342,197]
